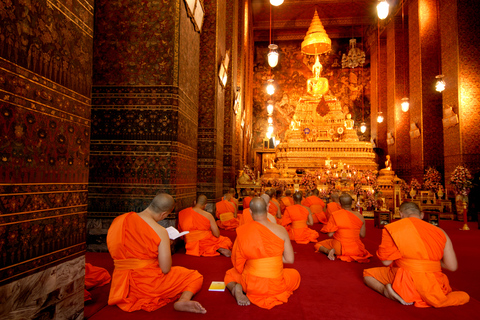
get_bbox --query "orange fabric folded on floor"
[216,200,239,230]
[84,262,111,301]
[224,221,301,309]
[363,218,469,308]
[178,207,232,257]
[281,205,319,244]
[107,212,203,312]
[315,209,372,262]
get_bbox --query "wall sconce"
[401,97,410,112]
[266,79,275,95]
[377,0,389,20]
[435,75,445,92]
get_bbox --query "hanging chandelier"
[268,44,279,68]
[342,39,365,69]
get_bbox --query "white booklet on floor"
[166,226,189,240]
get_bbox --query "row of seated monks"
[85,187,470,313]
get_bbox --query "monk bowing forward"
[225,197,301,309]
[363,202,469,308]
[178,195,232,257]
[315,193,372,262]
[107,193,205,313]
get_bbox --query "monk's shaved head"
[285,189,292,196]
[276,189,283,198]
[229,188,236,195]
[293,191,303,203]
[196,195,208,206]
[313,188,319,196]
[399,202,421,217]
[250,197,267,216]
[224,193,232,200]
[330,192,340,201]
[339,193,353,208]
[260,193,270,206]
[249,190,256,197]
[149,193,175,213]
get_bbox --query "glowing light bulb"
[267,44,279,68]
[267,100,274,115]
[401,97,410,112]
[266,79,275,95]
[377,111,384,123]
[267,124,274,134]
[270,0,284,6]
[377,0,389,20]
[360,122,367,133]
[435,75,445,92]
[266,131,272,139]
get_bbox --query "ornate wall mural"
[252,39,371,150]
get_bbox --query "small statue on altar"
[338,161,345,171]
[306,56,329,98]
[325,156,332,169]
[385,155,392,171]
[344,114,355,130]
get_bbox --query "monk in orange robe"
[178,195,232,257]
[84,263,111,301]
[281,192,319,244]
[279,189,294,214]
[107,193,206,313]
[216,193,239,230]
[363,202,469,307]
[242,190,255,211]
[302,188,327,224]
[266,188,282,221]
[315,193,372,262]
[325,192,342,221]
[224,197,301,309]
[228,188,239,210]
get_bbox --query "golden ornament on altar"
[301,10,331,56]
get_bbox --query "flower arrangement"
[271,179,287,189]
[449,165,473,196]
[410,178,421,191]
[243,165,255,181]
[362,190,375,208]
[300,172,317,191]
[400,179,410,196]
[423,167,442,192]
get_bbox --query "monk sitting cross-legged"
[302,188,327,224]
[216,193,239,230]
[363,202,470,308]
[325,192,342,221]
[315,193,372,263]
[281,191,319,244]
[242,190,255,212]
[279,189,294,214]
[178,195,232,257]
[224,197,301,309]
[107,193,206,313]
[266,188,282,222]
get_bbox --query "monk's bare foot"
[218,247,232,257]
[174,300,207,313]
[327,248,336,260]
[384,284,413,306]
[233,283,250,306]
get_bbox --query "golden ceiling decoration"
[301,9,331,56]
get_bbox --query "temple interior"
[0,0,479,318]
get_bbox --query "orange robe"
[107,212,203,312]
[239,208,253,226]
[363,218,470,307]
[302,196,327,224]
[216,200,239,230]
[279,197,293,214]
[282,205,319,244]
[315,209,372,263]
[224,221,301,309]
[84,263,111,301]
[178,207,232,257]
[326,202,342,221]
[243,196,253,210]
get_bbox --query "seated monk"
[216,193,239,230]
[279,189,294,214]
[178,195,232,257]
[315,193,372,263]
[266,189,282,221]
[84,263,111,301]
[302,188,327,224]
[228,188,239,211]
[224,197,301,309]
[281,192,319,244]
[363,202,469,307]
[107,193,206,313]
[242,190,255,211]
[326,192,342,221]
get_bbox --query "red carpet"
[85,220,480,320]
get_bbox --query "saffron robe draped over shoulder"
[363,218,469,308]
[178,207,232,257]
[302,196,327,224]
[107,212,203,312]
[84,263,111,301]
[326,202,342,221]
[243,196,253,210]
[216,200,239,230]
[279,197,293,214]
[281,205,319,244]
[224,221,301,309]
[315,209,372,262]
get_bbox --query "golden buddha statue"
[306,55,329,98]
[344,114,354,130]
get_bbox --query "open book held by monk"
[364,202,469,308]
[216,195,239,230]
